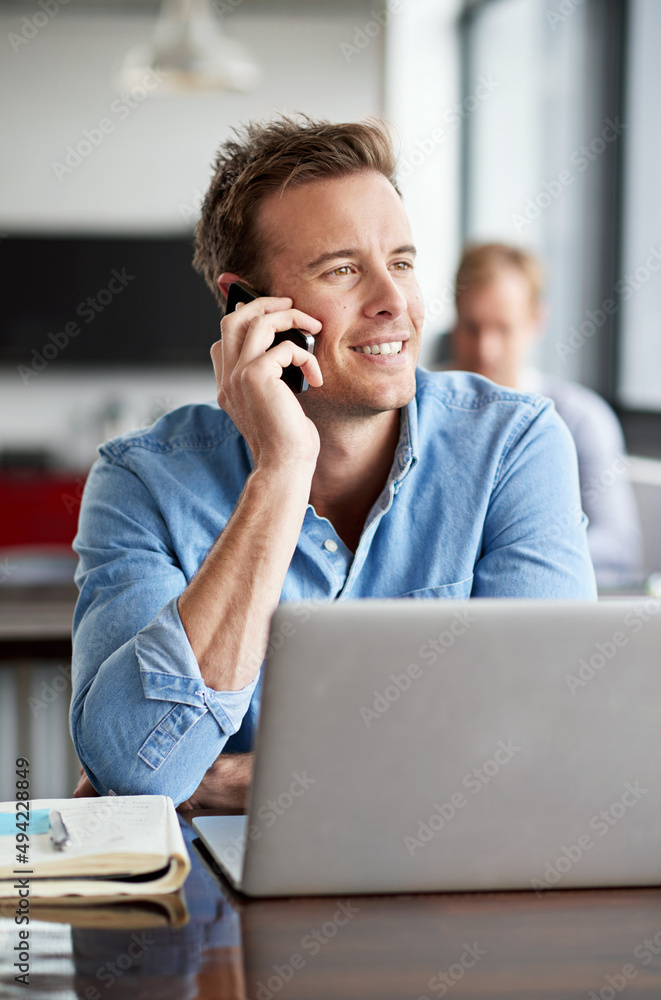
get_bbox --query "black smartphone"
[224,281,316,394]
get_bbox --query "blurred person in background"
[448,242,643,589]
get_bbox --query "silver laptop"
[193,598,661,897]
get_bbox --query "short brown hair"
[193,114,400,307]
[455,242,544,308]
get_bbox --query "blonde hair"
[455,243,544,307]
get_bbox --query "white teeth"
[352,341,403,355]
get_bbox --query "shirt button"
[323,538,338,552]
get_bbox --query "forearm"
[177,753,254,812]
[178,463,313,692]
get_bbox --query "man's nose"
[363,270,407,319]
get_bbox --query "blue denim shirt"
[70,369,596,804]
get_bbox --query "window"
[618,0,661,412]
[460,0,661,456]
[461,1,623,391]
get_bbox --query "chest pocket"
[394,575,474,600]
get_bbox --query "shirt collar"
[243,389,420,485]
[390,392,419,488]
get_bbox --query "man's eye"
[392,260,413,271]
[331,265,352,276]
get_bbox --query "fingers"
[238,308,321,368]
[210,295,322,468]
[217,298,322,376]
[211,303,323,408]
[239,339,323,390]
[73,773,99,798]
[218,296,292,369]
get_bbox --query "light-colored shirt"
[524,369,643,588]
[70,369,596,805]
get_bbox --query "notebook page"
[0,796,173,876]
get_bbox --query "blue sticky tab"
[0,809,50,835]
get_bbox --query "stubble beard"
[299,367,417,426]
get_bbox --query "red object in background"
[0,473,87,548]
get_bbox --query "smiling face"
[255,171,424,423]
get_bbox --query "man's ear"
[217,272,242,306]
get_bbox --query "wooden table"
[3,809,661,999]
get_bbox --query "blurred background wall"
[1,0,659,463]
[0,0,461,466]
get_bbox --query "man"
[70,118,595,810]
[450,243,642,588]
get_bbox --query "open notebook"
[0,795,190,900]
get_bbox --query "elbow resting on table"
[72,685,229,806]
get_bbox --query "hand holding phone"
[224,281,316,394]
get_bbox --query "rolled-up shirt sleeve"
[70,455,258,805]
